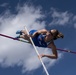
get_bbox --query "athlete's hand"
[28,34,33,38]
[38,54,45,59]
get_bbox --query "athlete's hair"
[49,29,64,40]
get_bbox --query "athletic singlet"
[29,30,53,47]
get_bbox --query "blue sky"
[0,0,76,75]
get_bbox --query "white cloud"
[49,8,76,29]
[0,4,63,73]
[73,16,76,28]
[50,8,73,26]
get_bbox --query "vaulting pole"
[24,26,50,75]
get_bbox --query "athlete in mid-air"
[16,29,64,59]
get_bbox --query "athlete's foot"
[16,30,22,35]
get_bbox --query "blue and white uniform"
[29,30,53,47]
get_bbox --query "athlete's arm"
[40,42,58,59]
[32,29,48,37]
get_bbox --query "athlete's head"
[50,29,64,40]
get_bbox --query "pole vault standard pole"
[24,26,49,75]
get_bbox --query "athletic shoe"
[16,30,22,35]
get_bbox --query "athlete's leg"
[16,29,30,42]
[20,34,30,41]
[16,30,28,35]
[21,30,27,34]
[16,29,37,43]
